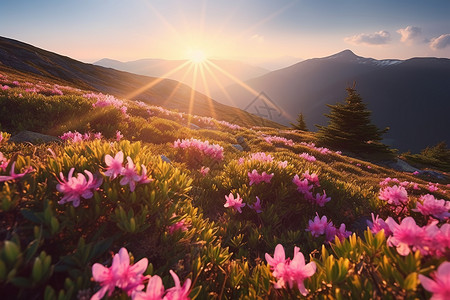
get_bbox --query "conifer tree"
[316,86,392,156]
[290,112,308,131]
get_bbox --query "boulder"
[9,131,61,144]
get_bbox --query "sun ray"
[187,64,200,124]
[160,64,196,108]
[198,63,217,120]
[125,60,191,100]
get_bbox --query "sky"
[1,0,450,68]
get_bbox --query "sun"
[188,49,207,64]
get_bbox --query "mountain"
[214,50,450,152]
[0,36,282,128]
[94,57,270,96]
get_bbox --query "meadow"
[1,71,449,299]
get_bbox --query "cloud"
[397,26,422,43]
[430,34,450,50]
[344,31,391,45]
[250,34,265,44]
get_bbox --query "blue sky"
[1,0,449,67]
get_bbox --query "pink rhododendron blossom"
[224,193,245,213]
[379,185,409,206]
[385,217,426,256]
[120,157,141,192]
[168,214,190,234]
[94,132,103,140]
[56,168,102,207]
[174,138,224,160]
[413,171,420,175]
[200,166,210,176]
[164,270,191,300]
[265,244,316,295]
[299,152,316,162]
[104,151,124,179]
[313,190,331,207]
[278,160,288,168]
[418,261,450,300]
[302,170,320,186]
[263,135,294,146]
[293,175,313,194]
[428,183,439,192]
[132,275,165,300]
[306,214,328,237]
[91,248,148,300]
[249,196,263,213]
[367,213,392,236]
[249,152,274,163]
[335,223,352,241]
[116,130,124,141]
[413,194,450,220]
[138,165,153,185]
[248,169,274,185]
[0,161,34,182]
[0,152,9,171]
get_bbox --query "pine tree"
[316,86,392,156]
[290,112,308,131]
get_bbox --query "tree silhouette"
[290,112,308,131]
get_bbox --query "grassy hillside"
[1,71,449,299]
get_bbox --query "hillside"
[94,58,269,96]
[0,36,282,129]
[215,50,450,152]
[1,69,449,299]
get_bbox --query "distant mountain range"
[0,36,282,128]
[214,50,450,152]
[94,57,269,96]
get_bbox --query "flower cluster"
[60,131,103,142]
[238,152,274,164]
[263,135,294,147]
[293,171,329,206]
[103,151,152,192]
[412,194,450,220]
[265,244,316,295]
[91,248,191,300]
[299,142,333,154]
[369,216,450,256]
[299,152,316,162]
[379,177,420,191]
[378,185,409,206]
[247,169,274,186]
[0,152,9,171]
[224,193,245,213]
[306,214,352,242]
[168,214,190,234]
[174,138,224,161]
[418,261,450,300]
[56,168,102,207]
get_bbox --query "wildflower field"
[1,70,449,299]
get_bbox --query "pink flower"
[56,168,102,207]
[91,248,148,300]
[200,166,210,176]
[248,196,263,213]
[138,164,153,185]
[224,193,245,213]
[293,175,313,194]
[418,262,450,300]
[367,213,392,236]
[120,157,141,192]
[313,190,331,207]
[94,132,103,140]
[0,152,9,171]
[335,223,352,241]
[302,170,320,186]
[413,171,420,175]
[299,152,316,162]
[265,244,316,296]
[428,183,440,192]
[0,161,34,182]
[413,194,450,220]
[306,214,328,237]
[385,217,426,256]
[168,214,190,234]
[324,222,338,242]
[248,170,273,186]
[278,161,288,168]
[164,270,191,300]
[116,130,124,141]
[379,185,409,206]
[104,151,124,179]
[132,275,165,300]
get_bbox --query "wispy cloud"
[344,31,391,46]
[250,34,265,44]
[430,34,450,50]
[397,26,422,43]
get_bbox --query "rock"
[236,136,250,151]
[419,170,446,180]
[160,155,171,164]
[386,159,420,173]
[232,144,244,152]
[9,131,61,144]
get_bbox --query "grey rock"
[189,123,201,130]
[386,159,420,173]
[9,131,61,144]
[232,144,244,151]
[160,155,171,163]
